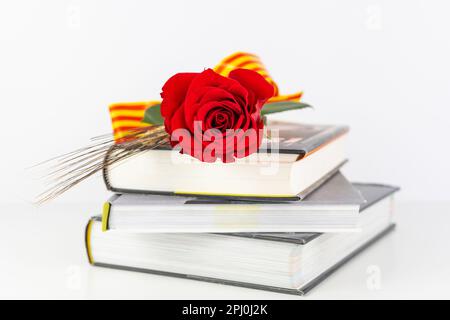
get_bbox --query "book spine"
[102,202,112,232]
[102,145,117,191]
[84,219,95,265]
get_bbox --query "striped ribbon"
[110,52,303,141]
[109,101,160,141]
[214,52,303,103]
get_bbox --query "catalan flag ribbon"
[214,52,303,103]
[110,52,303,141]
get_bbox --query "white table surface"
[1,201,449,300]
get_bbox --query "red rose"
[160,68,274,162]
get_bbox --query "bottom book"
[85,183,398,296]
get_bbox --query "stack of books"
[85,121,399,295]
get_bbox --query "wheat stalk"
[34,125,170,204]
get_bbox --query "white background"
[2,0,450,205]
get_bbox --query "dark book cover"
[228,182,399,244]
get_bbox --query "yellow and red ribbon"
[110,52,303,141]
[214,52,303,103]
[109,101,159,141]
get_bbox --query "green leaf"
[142,104,164,125]
[261,101,313,116]
[141,101,311,125]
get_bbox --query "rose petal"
[185,69,248,110]
[168,107,196,156]
[184,87,238,132]
[233,118,264,159]
[169,105,188,133]
[195,101,240,131]
[228,69,274,112]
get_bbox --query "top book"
[103,121,349,201]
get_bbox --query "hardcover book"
[103,121,349,200]
[101,172,366,233]
[85,183,399,295]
